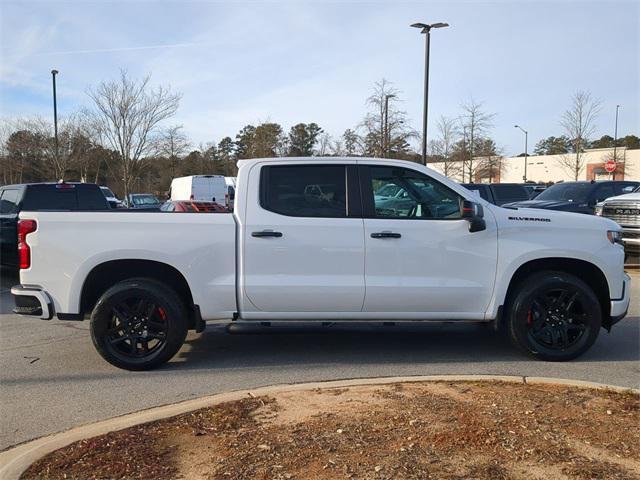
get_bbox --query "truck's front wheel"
[507,271,601,361]
[90,278,188,371]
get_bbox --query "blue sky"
[1,0,638,156]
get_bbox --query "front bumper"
[609,273,631,327]
[11,285,53,320]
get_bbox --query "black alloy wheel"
[507,271,601,361]
[91,278,188,370]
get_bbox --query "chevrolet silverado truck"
[12,158,631,370]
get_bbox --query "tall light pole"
[384,94,396,158]
[612,105,621,180]
[514,124,528,182]
[51,69,59,167]
[411,21,449,165]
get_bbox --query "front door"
[242,162,365,314]
[360,164,498,318]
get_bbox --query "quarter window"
[367,166,462,219]
[0,189,19,214]
[260,165,347,218]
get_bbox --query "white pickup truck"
[12,157,631,370]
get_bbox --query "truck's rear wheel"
[90,278,188,371]
[507,271,601,361]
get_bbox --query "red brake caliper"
[157,307,167,321]
[527,308,533,325]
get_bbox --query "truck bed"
[19,211,237,320]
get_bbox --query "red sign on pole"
[605,159,617,173]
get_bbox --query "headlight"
[594,205,603,216]
[607,230,624,245]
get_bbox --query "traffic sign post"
[605,159,617,173]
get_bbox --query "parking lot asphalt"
[0,268,638,451]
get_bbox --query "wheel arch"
[80,259,197,328]
[499,257,611,329]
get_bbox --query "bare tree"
[559,91,601,180]
[86,70,181,197]
[429,115,461,178]
[158,125,190,178]
[330,138,344,156]
[316,132,332,156]
[473,139,505,183]
[459,99,495,182]
[342,129,362,156]
[361,79,417,158]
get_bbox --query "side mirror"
[462,200,486,233]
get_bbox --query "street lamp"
[51,69,59,167]
[514,124,528,182]
[384,94,396,158]
[612,105,621,180]
[411,21,449,165]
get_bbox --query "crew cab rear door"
[240,161,365,314]
[359,162,498,318]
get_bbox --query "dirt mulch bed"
[22,381,640,480]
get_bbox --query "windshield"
[375,184,402,197]
[132,194,160,205]
[100,187,115,198]
[535,183,592,202]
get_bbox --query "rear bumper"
[609,273,631,327]
[10,285,53,320]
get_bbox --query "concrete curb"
[1,374,637,480]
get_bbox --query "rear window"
[260,165,347,218]
[493,185,529,202]
[22,184,110,211]
[0,189,20,214]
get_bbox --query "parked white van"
[170,175,227,205]
[225,177,236,210]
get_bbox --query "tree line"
[1,71,637,195]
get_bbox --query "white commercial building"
[429,147,640,184]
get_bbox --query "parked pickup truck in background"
[503,180,639,214]
[596,185,640,257]
[461,183,531,206]
[12,158,631,370]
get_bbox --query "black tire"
[90,278,188,371]
[506,271,601,361]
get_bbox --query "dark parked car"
[0,182,110,267]
[502,180,639,214]
[160,200,227,213]
[125,193,162,210]
[461,183,530,206]
[523,183,547,199]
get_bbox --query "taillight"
[18,219,37,269]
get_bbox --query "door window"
[260,165,347,218]
[0,189,19,214]
[365,166,462,219]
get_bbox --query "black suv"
[0,183,110,267]
[461,183,531,206]
[502,180,639,214]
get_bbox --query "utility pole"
[51,69,59,170]
[613,105,620,180]
[514,125,528,182]
[383,94,395,158]
[411,22,449,165]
